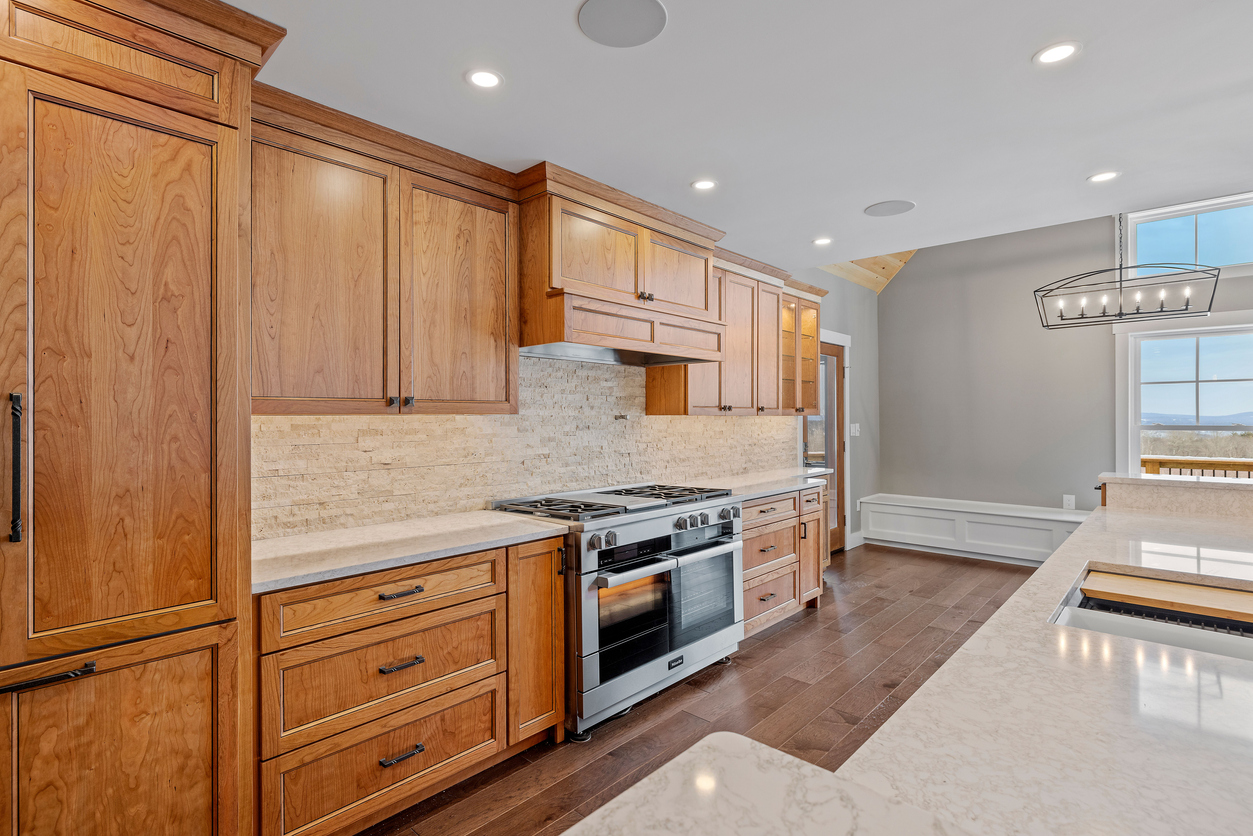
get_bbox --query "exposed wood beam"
[820,250,916,294]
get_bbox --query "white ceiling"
[232,0,1253,273]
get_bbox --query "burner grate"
[496,498,626,521]
[600,484,732,504]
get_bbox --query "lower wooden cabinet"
[799,510,824,602]
[741,488,826,637]
[507,538,565,746]
[744,564,800,631]
[0,623,238,836]
[262,675,506,836]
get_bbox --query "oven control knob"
[732,506,741,518]
[719,507,733,521]
[588,533,603,550]
[699,512,710,526]
[675,516,690,530]
[688,514,700,529]
[604,530,617,547]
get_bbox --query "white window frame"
[1124,191,1253,282]
[1114,309,1253,472]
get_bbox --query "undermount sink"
[1051,569,1253,663]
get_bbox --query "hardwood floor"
[358,544,1034,836]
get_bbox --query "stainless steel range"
[494,484,744,739]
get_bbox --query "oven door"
[669,538,743,650]
[590,558,675,685]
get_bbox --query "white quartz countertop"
[566,732,975,836]
[250,466,830,594]
[1099,470,1253,491]
[836,505,1253,835]
[250,511,568,594]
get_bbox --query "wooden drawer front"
[262,596,506,758]
[0,0,240,125]
[745,564,799,623]
[743,519,797,576]
[801,487,824,512]
[655,314,723,360]
[264,675,506,836]
[260,550,506,653]
[569,296,654,346]
[743,492,800,529]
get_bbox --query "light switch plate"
[850,423,860,437]
[1063,494,1076,510]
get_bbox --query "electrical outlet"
[1063,494,1076,510]
[850,423,860,437]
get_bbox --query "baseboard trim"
[862,538,1044,567]
[843,530,865,550]
[859,493,1086,565]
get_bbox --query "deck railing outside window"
[1141,455,1253,478]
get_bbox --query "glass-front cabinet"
[781,294,820,414]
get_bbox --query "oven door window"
[597,572,670,682]
[670,550,736,649]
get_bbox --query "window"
[1139,331,1253,460]
[1128,192,1253,278]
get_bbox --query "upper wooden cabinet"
[251,126,401,414]
[643,229,720,322]
[249,127,518,415]
[646,270,791,416]
[400,172,518,414]
[0,63,243,664]
[785,295,820,415]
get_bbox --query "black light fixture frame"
[1034,263,1220,330]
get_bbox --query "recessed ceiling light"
[864,200,916,217]
[467,70,502,88]
[1087,171,1120,183]
[813,237,832,246]
[1033,41,1081,65]
[578,0,668,48]
[691,179,716,191]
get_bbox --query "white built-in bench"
[858,494,1088,567]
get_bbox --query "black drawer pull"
[758,592,777,603]
[379,585,424,601]
[379,742,425,768]
[805,497,819,504]
[0,661,95,694]
[9,393,20,543]
[759,545,777,553]
[758,507,776,514]
[379,655,425,675]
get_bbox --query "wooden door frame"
[819,341,846,553]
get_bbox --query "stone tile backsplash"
[252,357,799,539]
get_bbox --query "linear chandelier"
[1034,215,1220,329]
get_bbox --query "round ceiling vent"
[864,200,916,217]
[578,0,667,48]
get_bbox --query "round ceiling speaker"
[578,0,668,48]
[864,200,917,217]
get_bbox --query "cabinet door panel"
[251,128,400,413]
[722,272,756,413]
[507,538,564,745]
[402,173,516,413]
[799,511,823,601]
[643,231,716,321]
[798,299,820,413]
[756,283,783,415]
[781,295,798,412]
[0,65,239,662]
[552,198,642,303]
[0,623,237,836]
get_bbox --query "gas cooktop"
[598,484,732,503]
[494,483,734,520]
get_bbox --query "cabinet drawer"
[743,519,797,576]
[262,675,506,836]
[744,564,799,623]
[743,492,800,529]
[261,596,506,758]
[801,487,824,512]
[259,550,506,652]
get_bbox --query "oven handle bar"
[595,558,678,588]
[672,539,742,569]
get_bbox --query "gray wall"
[878,217,1253,512]
[795,268,880,533]
[878,218,1117,511]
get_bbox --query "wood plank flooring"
[359,544,1034,836]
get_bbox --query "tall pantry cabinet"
[0,2,283,835]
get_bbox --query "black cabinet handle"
[403,396,415,407]
[379,742,425,768]
[758,592,777,602]
[379,655,425,675]
[759,507,776,514]
[378,584,424,601]
[759,545,776,553]
[801,522,808,539]
[637,291,648,301]
[0,661,95,694]
[647,292,655,301]
[388,397,399,407]
[9,393,20,543]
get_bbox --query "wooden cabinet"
[548,197,645,305]
[644,269,765,415]
[741,487,825,638]
[0,61,243,664]
[798,511,824,602]
[0,623,239,836]
[642,228,719,322]
[400,171,518,414]
[756,282,784,414]
[251,126,401,414]
[256,540,563,836]
[782,294,821,415]
[506,538,565,746]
